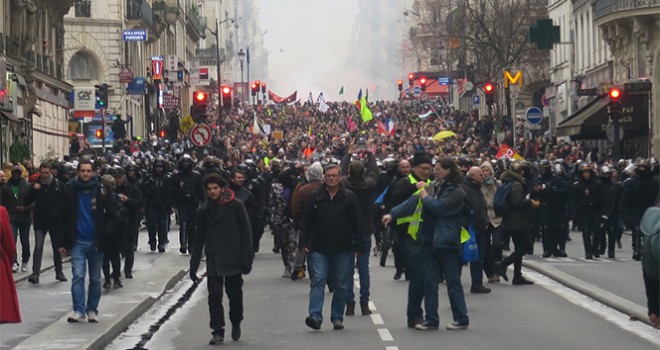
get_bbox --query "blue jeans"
[11,221,31,264]
[349,235,372,304]
[71,241,104,315]
[402,235,425,322]
[308,250,352,323]
[423,246,469,326]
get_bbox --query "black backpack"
[493,182,513,217]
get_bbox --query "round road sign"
[190,123,212,147]
[525,107,543,125]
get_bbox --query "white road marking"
[369,301,377,311]
[386,347,399,350]
[378,328,393,341]
[370,313,384,325]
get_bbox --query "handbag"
[462,225,479,263]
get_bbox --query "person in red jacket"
[0,205,21,323]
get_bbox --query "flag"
[418,110,433,119]
[318,99,329,113]
[495,144,524,160]
[339,86,344,95]
[347,116,357,132]
[360,94,372,122]
[307,92,313,104]
[308,125,312,136]
[378,118,396,136]
[252,114,266,135]
[428,104,440,117]
[316,92,325,104]
[268,90,297,104]
[356,89,363,110]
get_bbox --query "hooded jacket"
[340,152,379,235]
[190,189,254,277]
[0,177,33,223]
[499,170,533,232]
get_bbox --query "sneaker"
[332,319,344,330]
[415,322,439,330]
[21,263,28,272]
[209,333,224,345]
[512,276,534,285]
[55,271,67,282]
[87,311,98,323]
[446,322,469,330]
[67,312,86,323]
[470,285,492,294]
[407,318,423,328]
[231,325,241,341]
[281,267,292,278]
[305,316,321,330]
[12,263,19,273]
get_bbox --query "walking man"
[301,165,362,331]
[190,174,254,345]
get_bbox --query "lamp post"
[237,48,245,103]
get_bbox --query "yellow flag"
[360,95,373,122]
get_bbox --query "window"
[74,0,91,18]
[67,51,99,81]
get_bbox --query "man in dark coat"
[0,166,33,272]
[461,166,491,294]
[190,174,253,345]
[24,162,68,284]
[113,166,144,279]
[494,162,540,285]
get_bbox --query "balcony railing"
[593,0,660,20]
[126,0,153,27]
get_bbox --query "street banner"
[495,144,524,160]
[268,90,297,104]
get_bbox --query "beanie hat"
[100,174,116,191]
[410,152,432,167]
[306,162,324,181]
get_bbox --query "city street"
[3,227,660,350]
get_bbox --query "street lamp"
[237,48,245,103]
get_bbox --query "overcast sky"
[254,0,359,101]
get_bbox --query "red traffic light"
[397,80,403,86]
[484,83,494,93]
[95,129,103,138]
[608,87,621,100]
[408,73,414,80]
[221,86,232,95]
[194,90,208,102]
[419,77,427,85]
[159,129,166,138]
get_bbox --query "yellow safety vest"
[264,157,272,167]
[396,174,430,241]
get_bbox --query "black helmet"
[179,155,194,170]
[125,162,138,173]
[539,159,552,176]
[236,163,250,174]
[383,157,397,172]
[153,157,166,170]
[637,160,651,174]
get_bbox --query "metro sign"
[504,70,523,88]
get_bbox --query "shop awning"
[556,96,609,138]
[0,110,21,123]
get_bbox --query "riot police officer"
[621,160,659,260]
[112,166,144,278]
[141,157,172,252]
[536,160,570,257]
[572,164,605,259]
[171,155,204,254]
[241,161,266,252]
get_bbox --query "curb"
[13,257,72,283]
[520,259,652,328]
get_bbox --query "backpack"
[640,207,660,280]
[493,182,513,217]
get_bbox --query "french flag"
[378,117,396,136]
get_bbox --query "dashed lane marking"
[370,313,384,325]
[378,328,394,341]
[369,301,377,311]
[386,347,399,350]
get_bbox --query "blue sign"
[126,77,146,95]
[123,29,148,42]
[526,106,543,125]
[413,86,421,95]
[472,95,480,105]
[438,77,451,85]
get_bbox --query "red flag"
[268,90,297,104]
[496,144,524,160]
[377,121,387,136]
[347,116,357,132]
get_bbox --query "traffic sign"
[179,115,194,134]
[515,101,525,110]
[472,95,480,105]
[413,86,421,95]
[190,123,212,147]
[525,106,543,125]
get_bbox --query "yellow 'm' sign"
[504,70,523,88]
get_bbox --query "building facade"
[0,0,75,165]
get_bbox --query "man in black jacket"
[572,165,605,259]
[171,155,204,254]
[301,165,362,331]
[0,166,33,272]
[190,174,253,344]
[25,162,68,284]
[495,162,540,285]
[113,166,144,279]
[461,166,491,294]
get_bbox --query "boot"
[28,273,39,284]
[103,279,112,289]
[345,302,355,316]
[55,271,67,282]
[113,278,123,289]
[360,301,372,315]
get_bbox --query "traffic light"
[397,80,403,91]
[261,82,266,94]
[159,129,166,138]
[191,90,209,123]
[95,84,109,109]
[484,82,495,105]
[408,73,415,86]
[419,77,427,92]
[608,87,623,117]
[221,85,232,109]
[251,82,258,96]
[95,129,103,139]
